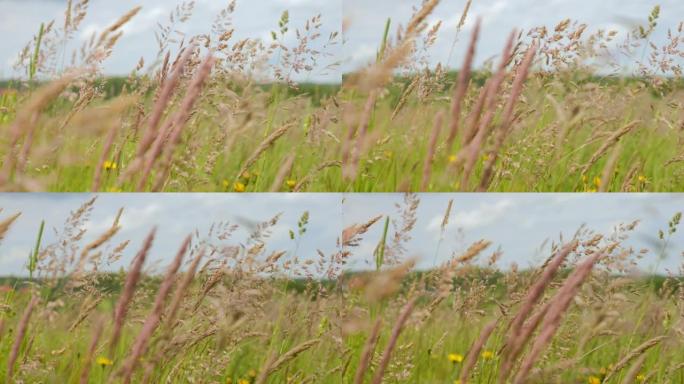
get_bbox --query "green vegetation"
[0,200,682,383]
[0,1,682,191]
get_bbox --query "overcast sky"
[2,1,683,82]
[0,193,681,277]
[343,0,684,73]
[0,0,342,82]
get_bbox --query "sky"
[343,0,684,74]
[0,193,682,277]
[2,1,683,82]
[0,0,342,82]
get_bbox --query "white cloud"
[451,198,514,230]
[0,194,682,276]
[3,0,680,81]
[0,246,29,270]
[0,0,342,82]
[340,0,683,75]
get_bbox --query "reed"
[119,236,190,383]
[0,1,680,192]
[6,296,39,381]
[370,297,418,384]
[109,229,156,355]
[353,318,383,384]
[0,199,680,383]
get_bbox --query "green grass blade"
[374,216,390,271]
[377,18,391,63]
[28,220,45,281]
[29,23,45,83]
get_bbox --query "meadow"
[0,0,682,192]
[0,197,683,383]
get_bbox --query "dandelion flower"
[448,154,457,163]
[588,376,601,384]
[234,182,246,192]
[286,179,296,189]
[638,175,647,183]
[103,161,117,170]
[593,176,601,188]
[96,356,113,367]
[238,379,249,384]
[481,350,494,360]
[448,353,464,363]
[454,380,462,384]
[636,374,646,382]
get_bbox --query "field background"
[0,1,682,191]
[0,194,682,383]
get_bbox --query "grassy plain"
[0,199,682,383]
[0,1,682,192]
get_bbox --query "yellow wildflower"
[238,380,249,384]
[448,154,458,163]
[286,179,296,189]
[636,374,646,382]
[103,161,117,170]
[234,182,246,192]
[638,175,647,183]
[448,353,464,363]
[588,376,601,384]
[593,176,601,188]
[247,369,257,378]
[226,379,233,384]
[454,380,462,384]
[96,356,113,367]
[481,350,494,360]
[107,187,122,193]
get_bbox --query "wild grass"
[0,197,682,383]
[0,1,682,191]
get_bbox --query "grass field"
[0,198,682,383]
[0,1,682,192]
